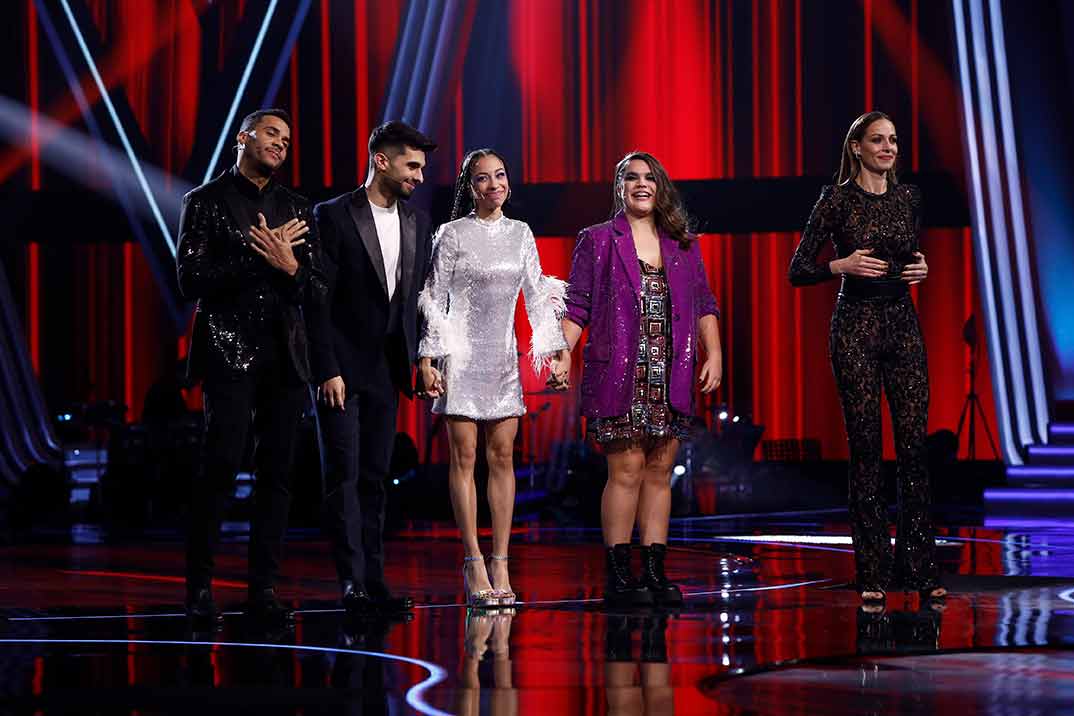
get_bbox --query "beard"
[383,172,413,200]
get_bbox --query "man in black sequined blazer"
[176,108,326,626]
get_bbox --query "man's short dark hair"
[239,108,292,134]
[368,120,437,159]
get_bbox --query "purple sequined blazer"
[564,213,719,419]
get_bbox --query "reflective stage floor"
[2,510,1074,715]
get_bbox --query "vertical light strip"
[58,0,176,256]
[968,0,1033,449]
[123,242,134,421]
[864,0,873,110]
[203,0,279,184]
[794,0,803,439]
[27,243,40,375]
[911,0,919,170]
[579,0,589,182]
[28,0,41,189]
[319,0,332,187]
[988,0,1049,442]
[289,48,300,186]
[354,0,369,184]
[951,0,1020,463]
[26,0,41,377]
[750,0,761,429]
[262,0,312,108]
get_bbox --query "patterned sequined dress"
[789,181,938,592]
[588,260,693,446]
[418,213,568,420]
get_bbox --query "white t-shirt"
[369,199,401,299]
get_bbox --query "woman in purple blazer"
[561,152,722,607]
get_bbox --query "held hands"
[833,249,888,278]
[546,349,572,391]
[698,353,722,394]
[248,212,309,275]
[900,251,928,285]
[320,376,346,410]
[418,359,444,399]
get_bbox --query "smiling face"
[375,145,427,200]
[618,158,658,218]
[851,118,898,176]
[237,114,290,174]
[469,154,509,213]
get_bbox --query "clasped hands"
[418,359,445,400]
[545,349,571,391]
[414,349,571,401]
[248,212,309,276]
[835,249,929,285]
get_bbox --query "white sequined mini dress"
[418,213,568,420]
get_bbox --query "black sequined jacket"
[176,171,327,382]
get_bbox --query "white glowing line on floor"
[716,535,958,546]
[204,0,279,182]
[0,638,450,716]
[58,0,175,255]
[674,507,848,522]
[1058,588,1074,605]
[6,579,832,622]
[687,578,832,598]
[8,612,187,622]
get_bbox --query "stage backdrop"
[4,0,996,463]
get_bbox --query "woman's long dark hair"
[450,148,512,221]
[612,151,693,248]
[836,111,899,186]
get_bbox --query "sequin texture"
[418,214,567,420]
[588,260,693,446]
[176,179,324,380]
[789,181,938,591]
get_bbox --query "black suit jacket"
[307,189,433,397]
[176,170,326,382]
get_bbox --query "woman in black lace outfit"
[788,111,946,605]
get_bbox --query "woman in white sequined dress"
[418,149,570,607]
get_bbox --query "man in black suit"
[177,108,325,625]
[308,121,437,615]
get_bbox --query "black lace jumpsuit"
[788,181,938,592]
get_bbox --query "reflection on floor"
[3,510,1074,715]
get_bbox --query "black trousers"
[318,351,399,592]
[187,346,307,594]
[830,294,938,591]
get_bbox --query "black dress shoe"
[185,587,223,627]
[341,583,376,616]
[245,587,295,624]
[367,582,415,613]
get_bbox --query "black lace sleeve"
[907,184,923,250]
[789,185,839,286]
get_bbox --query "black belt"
[838,276,909,301]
